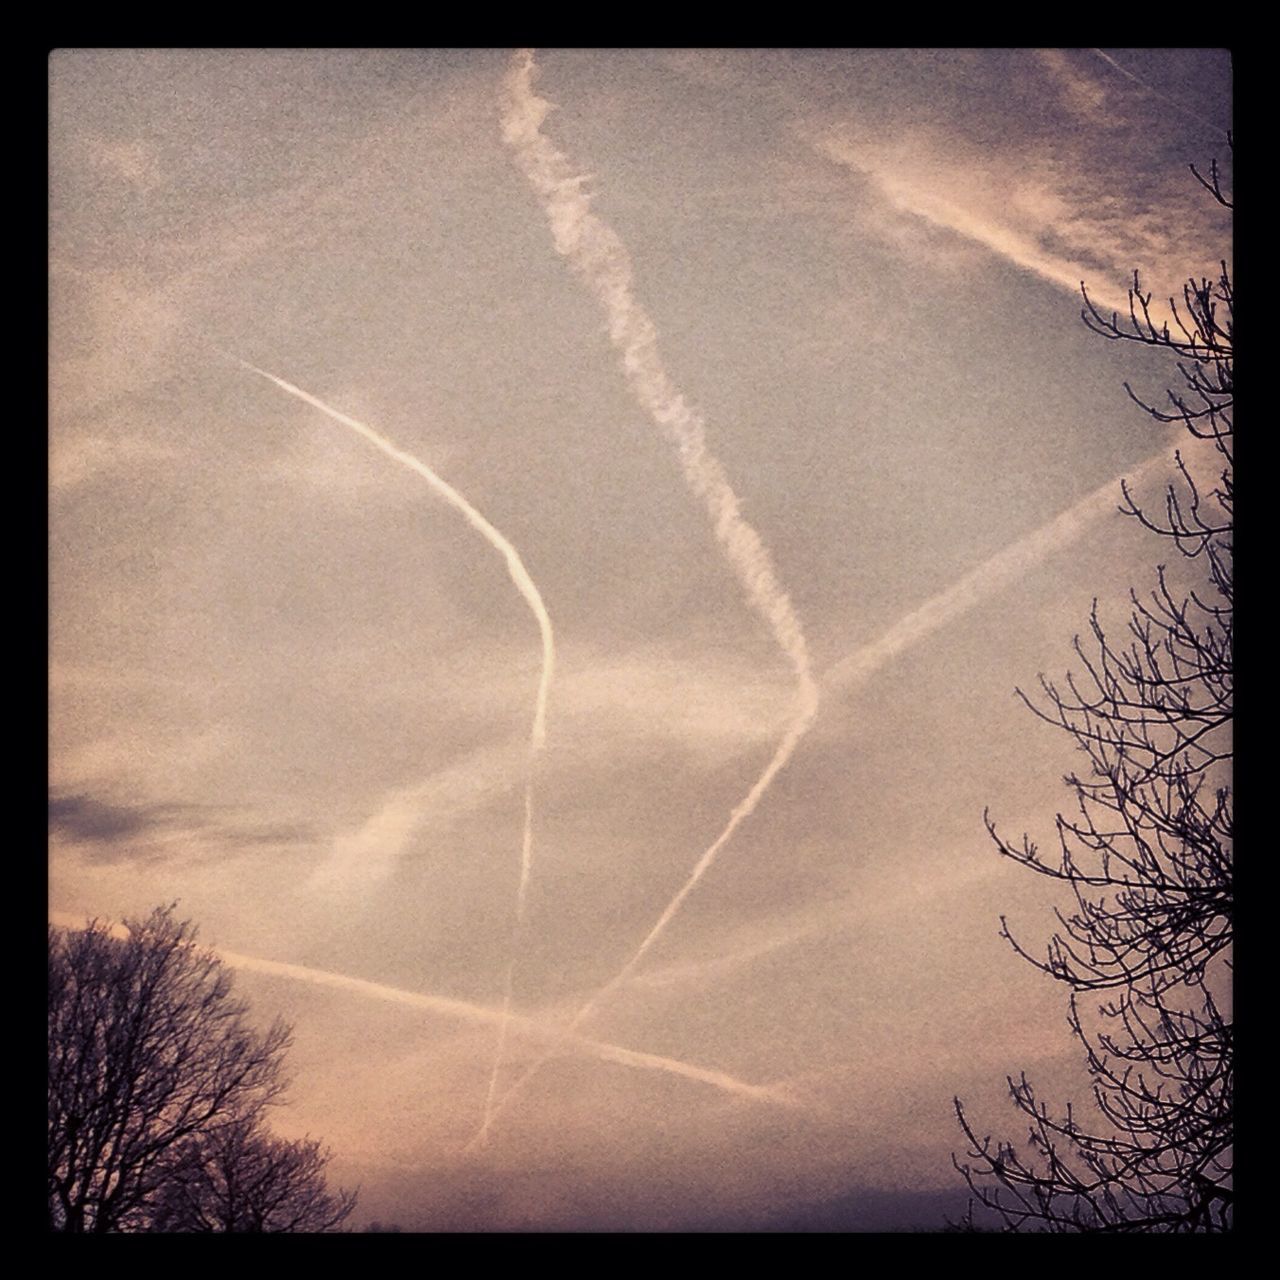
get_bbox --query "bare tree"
[148,1115,357,1232]
[48,905,354,1232]
[953,152,1232,1232]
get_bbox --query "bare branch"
[49,906,356,1232]
[956,159,1232,1233]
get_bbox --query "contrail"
[639,451,1171,988]
[628,453,1180,992]
[220,352,555,1136]
[466,432,1184,1145]
[46,913,795,1109]
[473,49,819,1147]
[1089,49,1227,137]
[825,446,1173,694]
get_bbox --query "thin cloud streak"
[316,737,527,893]
[477,49,820,1147]
[46,913,792,1110]
[221,354,556,1138]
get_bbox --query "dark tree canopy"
[48,906,356,1232]
[148,1115,357,1233]
[953,151,1232,1233]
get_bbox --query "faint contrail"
[220,353,555,1136]
[46,913,794,1109]
[472,48,820,1147]
[1089,49,1226,136]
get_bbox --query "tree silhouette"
[148,1115,357,1232]
[48,905,355,1232]
[953,151,1232,1232]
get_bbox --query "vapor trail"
[473,49,819,1147]
[222,354,554,1135]
[825,447,1172,694]
[617,453,1180,997]
[46,914,793,1108]
[1089,49,1226,136]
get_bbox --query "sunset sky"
[49,48,1232,1231]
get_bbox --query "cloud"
[811,130,1121,315]
[554,647,794,770]
[308,640,793,898]
[307,737,527,898]
[804,97,1230,323]
[456,641,793,759]
[262,402,459,506]
[48,790,317,864]
[50,268,189,424]
[1032,49,1117,128]
[50,716,237,804]
[48,793,174,845]
[86,136,163,193]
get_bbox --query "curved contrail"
[223,354,554,1135]
[471,48,819,1147]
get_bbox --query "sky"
[49,48,1232,1231]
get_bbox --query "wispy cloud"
[811,130,1137,317]
[302,638,795,906]
[48,793,186,846]
[48,790,317,863]
[308,737,528,899]
[455,642,793,761]
[50,267,189,424]
[805,85,1230,323]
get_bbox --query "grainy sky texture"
[49,48,1232,1231]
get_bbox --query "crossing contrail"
[46,913,796,1109]
[619,449,1182,993]
[222,353,554,1136]
[472,48,819,1147]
